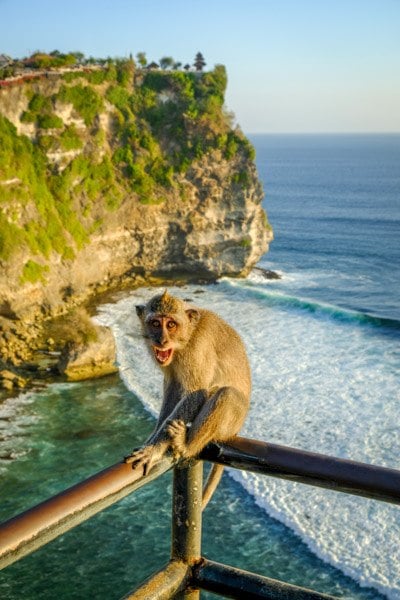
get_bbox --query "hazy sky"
[1,0,399,133]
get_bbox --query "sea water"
[0,134,399,599]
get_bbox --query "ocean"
[0,134,399,599]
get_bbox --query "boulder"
[0,369,28,390]
[58,325,118,381]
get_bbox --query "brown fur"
[125,291,251,507]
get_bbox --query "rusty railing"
[1,436,400,599]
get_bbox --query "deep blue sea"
[1,134,399,599]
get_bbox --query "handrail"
[200,437,400,505]
[0,455,173,570]
[1,437,400,598]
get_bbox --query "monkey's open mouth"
[153,347,173,365]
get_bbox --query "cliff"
[0,62,272,364]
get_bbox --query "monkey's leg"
[171,386,248,459]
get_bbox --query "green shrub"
[0,214,26,259]
[225,132,239,159]
[37,113,64,129]
[84,69,109,85]
[37,135,55,151]
[20,110,36,123]
[62,71,84,83]
[29,94,52,114]
[232,171,250,187]
[58,84,104,126]
[20,260,49,284]
[60,125,83,150]
[62,246,76,260]
[116,59,135,86]
[106,85,131,112]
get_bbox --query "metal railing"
[1,436,400,598]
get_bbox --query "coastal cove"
[1,134,399,599]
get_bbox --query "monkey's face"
[136,293,200,368]
[145,315,181,367]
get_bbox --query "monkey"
[125,290,251,508]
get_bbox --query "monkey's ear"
[136,305,145,320]
[186,308,200,324]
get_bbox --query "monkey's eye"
[150,319,161,328]
[167,320,177,330]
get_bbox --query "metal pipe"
[193,558,338,600]
[171,462,203,599]
[121,560,190,600]
[2,435,400,578]
[0,456,173,570]
[200,437,400,504]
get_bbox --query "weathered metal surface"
[171,462,203,599]
[0,455,173,570]
[121,560,190,600]
[200,437,400,504]
[193,558,339,600]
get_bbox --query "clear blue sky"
[1,0,399,133]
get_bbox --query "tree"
[71,51,85,65]
[173,61,182,70]
[136,52,147,68]
[184,63,191,71]
[194,52,206,71]
[159,56,174,70]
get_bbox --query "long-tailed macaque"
[125,290,251,507]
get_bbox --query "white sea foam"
[97,279,400,599]
[0,392,38,470]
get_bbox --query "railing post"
[171,461,203,599]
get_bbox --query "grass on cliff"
[0,115,70,260]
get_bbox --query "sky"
[1,0,399,133]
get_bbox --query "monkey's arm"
[125,388,208,472]
[145,380,181,443]
[124,383,182,470]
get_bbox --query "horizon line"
[245,131,400,136]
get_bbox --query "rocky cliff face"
[0,64,272,363]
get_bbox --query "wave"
[228,274,400,331]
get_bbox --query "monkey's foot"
[167,419,187,459]
[124,445,158,476]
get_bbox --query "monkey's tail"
[202,464,224,509]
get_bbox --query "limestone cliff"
[0,62,272,363]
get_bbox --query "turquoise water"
[0,377,382,599]
[1,134,399,598]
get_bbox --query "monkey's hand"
[124,445,158,476]
[167,419,187,459]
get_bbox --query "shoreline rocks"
[57,325,118,382]
[252,266,281,280]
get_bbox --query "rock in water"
[58,325,118,381]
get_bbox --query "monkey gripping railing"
[1,437,400,599]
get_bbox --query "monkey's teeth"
[154,348,173,363]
